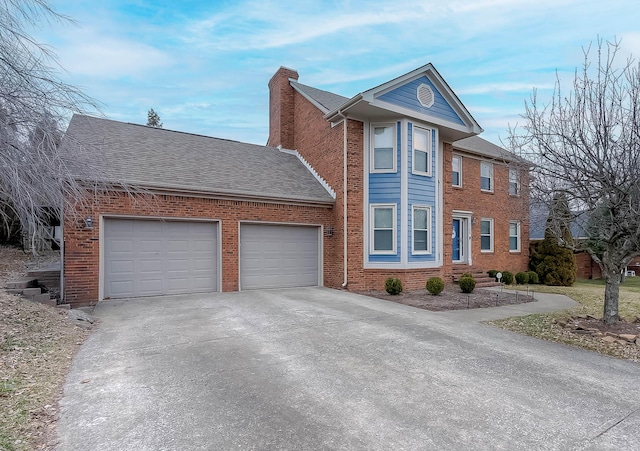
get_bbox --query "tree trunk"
[603,269,621,324]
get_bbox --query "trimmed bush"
[515,271,529,285]
[384,277,403,295]
[459,275,476,293]
[501,271,514,285]
[487,269,498,278]
[526,271,539,284]
[529,238,577,286]
[426,277,444,295]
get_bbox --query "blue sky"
[39,0,639,147]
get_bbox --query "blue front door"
[452,219,461,261]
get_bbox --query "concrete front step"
[6,278,39,289]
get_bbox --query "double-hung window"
[509,167,520,195]
[452,155,462,187]
[481,161,493,192]
[480,218,493,252]
[371,205,396,253]
[412,126,431,176]
[412,206,431,254]
[371,124,396,172]
[509,221,521,252]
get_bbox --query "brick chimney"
[268,67,299,149]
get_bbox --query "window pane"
[480,220,491,235]
[481,176,491,191]
[414,208,427,229]
[374,148,394,169]
[481,236,491,250]
[510,236,518,250]
[481,162,492,178]
[414,149,428,173]
[452,156,460,173]
[509,182,518,195]
[374,126,393,148]
[374,208,393,229]
[414,128,428,151]
[510,222,518,236]
[452,172,460,186]
[414,230,428,251]
[374,230,393,251]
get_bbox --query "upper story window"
[371,124,396,173]
[480,161,493,192]
[509,167,520,195]
[412,126,431,176]
[371,204,396,254]
[452,155,462,187]
[412,206,432,254]
[509,221,521,252]
[480,218,493,252]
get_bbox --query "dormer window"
[371,123,396,173]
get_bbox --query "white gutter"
[340,112,348,288]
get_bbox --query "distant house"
[60,64,529,307]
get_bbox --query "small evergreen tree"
[530,194,577,286]
[147,108,163,128]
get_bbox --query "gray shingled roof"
[290,81,349,113]
[60,115,335,205]
[453,136,528,164]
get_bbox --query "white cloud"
[56,30,173,79]
[457,82,554,95]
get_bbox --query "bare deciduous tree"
[510,38,640,324]
[0,0,99,253]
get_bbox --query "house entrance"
[452,215,470,264]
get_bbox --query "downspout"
[340,112,348,288]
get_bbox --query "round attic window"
[417,84,435,108]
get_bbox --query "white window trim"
[370,123,397,174]
[480,218,494,253]
[412,125,432,177]
[481,161,493,192]
[412,205,432,255]
[509,220,521,252]
[509,167,520,196]
[370,204,397,255]
[452,154,462,187]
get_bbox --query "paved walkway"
[437,287,579,322]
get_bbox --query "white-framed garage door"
[103,218,218,299]
[240,223,320,290]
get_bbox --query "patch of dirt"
[0,246,60,288]
[559,316,640,337]
[360,285,535,311]
[0,246,87,450]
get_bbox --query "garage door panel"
[104,219,218,299]
[240,224,319,290]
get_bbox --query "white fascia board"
[290,80,329,114]
[369,99,480,135]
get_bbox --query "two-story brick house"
[267,64,529,291]
[60,63,528,306]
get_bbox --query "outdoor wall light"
[326,226,334,236]
[84,217,94,229]
[471,217,477,226]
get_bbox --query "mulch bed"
[360,284,535,311]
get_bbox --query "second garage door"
[240,224,320,290]
[104,219,218,299]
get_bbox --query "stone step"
[6,278,39,289]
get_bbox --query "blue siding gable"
[377,76,464,126]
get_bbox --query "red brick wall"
[63,192,334,307]
[443,143,530,278]
[268,67,299,149]
[575,251,602,279]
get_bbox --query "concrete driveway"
[57,288,640,450]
